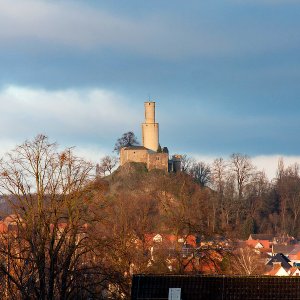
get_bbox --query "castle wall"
[147,152,169,172]
[120,148,149,166]
[120,148,168,172]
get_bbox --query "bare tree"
[189,161,211,187]
[180,155,195,173]
[222,174,237,230]
[211,158,228,230]
[276,157,285,180]
[230,153,255,200]
[114,131,139,153]
[244,171,269,220]
[211,158,227,194]
[229,247,265,275]
[97,155,118,176]
[0,135,106,299]
[275,162,300,235]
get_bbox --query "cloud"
[189,153,300,180]
[251,155,300,180]
[0,85,140,150]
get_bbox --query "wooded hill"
[104,156,300,241]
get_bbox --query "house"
[266,253,292,271]
[246,239,271,252]
[144,234,197,249]
[181,254,222,274]
[287,244,300,263]
[144,233,164,245]
[273,234,296,245]
[144,233,199,266]
[248,234,273,242]
[0,221,8,234]
[289,267,300,276]
[0,214,23,233]
[264,262,289,276]
[272,244,296,257]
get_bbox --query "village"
[143,232,300,276]
[2,211,300,278]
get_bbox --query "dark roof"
[248,234,274,241]
[274,234,295,244]
[267,253,292,269]
[289,244,300,255]
[272,244,295,255]
[132,275,300,300]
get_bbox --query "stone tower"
[142,101,159,152]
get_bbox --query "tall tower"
[142,101,159,152]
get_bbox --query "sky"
[0,0,300,179]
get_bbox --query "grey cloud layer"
[0,0,298,59]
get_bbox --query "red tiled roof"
[289,267,300,276]
[246,240,260,248]
[144,233,160,245]
[186,235,197,248]
[246,239,270,249]
[259,248,272,253]
[0,221,8,233]
[289,253,300,260]
[3,214,21,225]
[259,240,271,249]
[144,233,197,247]
[265,265,282,276]
[248,234,273,241]
[163,234,177,243]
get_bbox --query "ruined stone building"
[120,101,181,172]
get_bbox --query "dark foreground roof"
[266,253,292,270]
[132,274,300,300]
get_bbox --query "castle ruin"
[120,101,181,172]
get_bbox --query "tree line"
[182,153,300,239]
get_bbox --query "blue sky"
[0,0,300,178]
